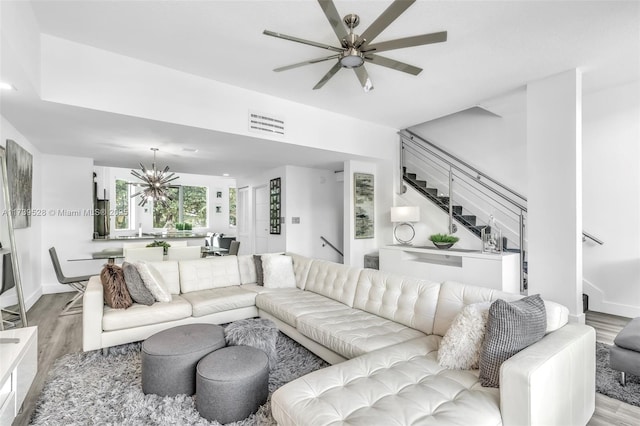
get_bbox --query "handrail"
[320,236,343,257]
[583,231,604,245]
[401,129,528,204]
[401,132,527,212]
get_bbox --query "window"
[229,187,237,227]
[153,185,207,228]
[114,179,131,230]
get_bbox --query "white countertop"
[0,326,37,386]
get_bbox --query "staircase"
[402,167,510,246]
[399,129,528,290]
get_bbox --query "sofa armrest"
[82,276,104,352]
[500,323,595,426]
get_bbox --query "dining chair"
[124,247,164,263]
[167,246,202,261]
[1,252,19,328]
[122,242,148,258]
[228,241,240,256]
[49,247,94,315]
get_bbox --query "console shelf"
[379,245,520,293]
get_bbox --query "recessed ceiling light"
[0,82,16,91]
[223,173,230,177]
[182,147,198,153]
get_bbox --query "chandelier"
[131,148,179,206]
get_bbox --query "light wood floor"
[8,294,640,426]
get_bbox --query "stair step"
[456,215,477,226]
[406,173,417,180]
[414,180,427,187]
[424,187,437,196]
[469,225,489,238]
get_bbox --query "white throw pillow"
[135,261,172,302]
[262,255,297,289]
[438,301,491,370]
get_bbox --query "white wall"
[527,70,583,322]
[285,166,343,262]
[39,154,97,294]
[409,104,527,196]
[582,81,640,317]
[237,166,287,255]
[344,159,394,268]
[0,116,43,310]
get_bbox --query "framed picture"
[6,140,33,229]
[270,177,281,234]
[354,173,374,239]
[216,191,223,198]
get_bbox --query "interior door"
[254,185,269,254]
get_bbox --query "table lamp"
[390,206,420,245]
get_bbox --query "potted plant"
[429,233,459,250]
[147,240,171,255]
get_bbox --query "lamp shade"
[390,206,420,223]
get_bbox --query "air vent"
[248,110,285,136]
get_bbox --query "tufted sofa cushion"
[179,256,241,293]
[103,295,192,331]
[433,281,521,337]
[181,286,257,317]
[354,269,441,335]
[237,255,257,284]
[303,260,361,307]
[256,288,351,328]
[271,335,502,426]
[296,308,426,359]
[287,252,314,290]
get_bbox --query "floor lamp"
[391,206,420,245]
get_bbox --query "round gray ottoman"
[196,345,269,423]
[142,324,225,396]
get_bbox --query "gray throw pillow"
[479,294,547,388]
[254,255,264,286]
[122,261,155,306]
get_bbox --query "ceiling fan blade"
[263,30,343,53]
[356,0,416,48]
[363,31,447,54]
[313,62,342,90]
[317,0,349,43]
[353,66,374,92]
[274,54,341,72]
[365,54,422,75]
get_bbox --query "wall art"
[354,173,374,239]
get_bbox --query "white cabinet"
[0,326,37,425]
[379,245,521,294]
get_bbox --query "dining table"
[69,246,228,264]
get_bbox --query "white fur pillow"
[262,255,297,288]
[438,301,491,370]
[135,261,172,302]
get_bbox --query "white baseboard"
[583,279,640,318]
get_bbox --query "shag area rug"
[596,342,640,407]
[31,328,329,425]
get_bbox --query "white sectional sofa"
[82,253,596,426]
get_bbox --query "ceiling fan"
[264,0,447,92]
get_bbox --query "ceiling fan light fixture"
[340,48,364,68]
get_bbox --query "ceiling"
[1,0,638,177]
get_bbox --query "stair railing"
[399,129,604,291]
[320,236,344,257]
